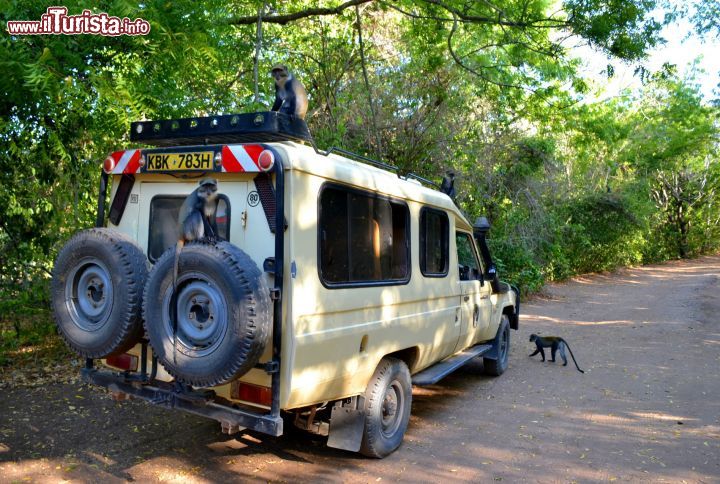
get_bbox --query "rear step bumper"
[81,368,283,436]
[412,344,492,386]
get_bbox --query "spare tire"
[51,228,149,358]
[143,241,271,387]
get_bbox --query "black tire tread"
[143,240,270,387]
[360,357,412,458]
[483,315,510,377]
[51,228,148,358]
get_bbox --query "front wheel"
[360,357,412,458]
[483,315,510,376]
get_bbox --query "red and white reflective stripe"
[109,149,142,174]
[221,144,263,173]
[106,144,265,174]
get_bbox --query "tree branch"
[229,0,374,25]
[253,4,265,104]
[446,16,534,92]
[420,0,567,28]
[355,5,382,152]
[228,0,567,29]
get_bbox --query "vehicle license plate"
[146,152,213,171]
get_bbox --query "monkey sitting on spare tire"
[143,178,271,387]
[173,177,220,291]
[170,177,221,363]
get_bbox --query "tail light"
[231,381,271,407]
[103,156,117,174]
[257,149,275,172]
[105,353,138,372]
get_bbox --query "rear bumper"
[81,367,283,436]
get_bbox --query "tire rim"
[163,277,228,356]
[65,257,114,331]
[380,380,404,438]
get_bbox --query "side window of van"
[319,185,410,286]
[456,232,482,281]
[148,195,230,262]
[420,208,449,277]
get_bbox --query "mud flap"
[327,404,365,452]
[483,317,510,360]
[509,285,520,330]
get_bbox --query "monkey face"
[271,65,288,82]
[197,179,218,201]
[198,184,218,201]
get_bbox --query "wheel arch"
[504,284,520,330]
[503,304,519,330]
[384,346,420,373]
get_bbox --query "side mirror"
[486,263,500,293]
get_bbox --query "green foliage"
[0,0,718,358]
[688,0,720,38]
[558,192,645,274]
[566,0,663,60]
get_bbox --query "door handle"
[463,295,470,302]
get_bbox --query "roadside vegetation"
[1,0,718,367]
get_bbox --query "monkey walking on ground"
[171,178,220,362]
[270,65,308,119]
[529,334,585,373]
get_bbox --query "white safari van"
[51,112,519,457]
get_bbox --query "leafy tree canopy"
[0,0,717,307]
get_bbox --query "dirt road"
[1,256,719,482]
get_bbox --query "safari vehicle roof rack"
[130,111,312,147]
[310,144,440,190]
[130,110,441,190]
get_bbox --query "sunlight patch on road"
[627,411,697,423]
[83,450,116,466]
[206,438,250,452]
[571,320,635,326]
[524,314,635,326]
[131,456,213,483]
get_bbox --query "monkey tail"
[560,338,585,373]
[171,240,184,365]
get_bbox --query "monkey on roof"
[271,65,308,119]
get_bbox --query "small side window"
[456,232,482,281]
[148,195,230,262]
[420,208,449,277]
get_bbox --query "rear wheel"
[360,357,412,458]
[483,315,510,376]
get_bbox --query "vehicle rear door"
[137,181,247,262]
